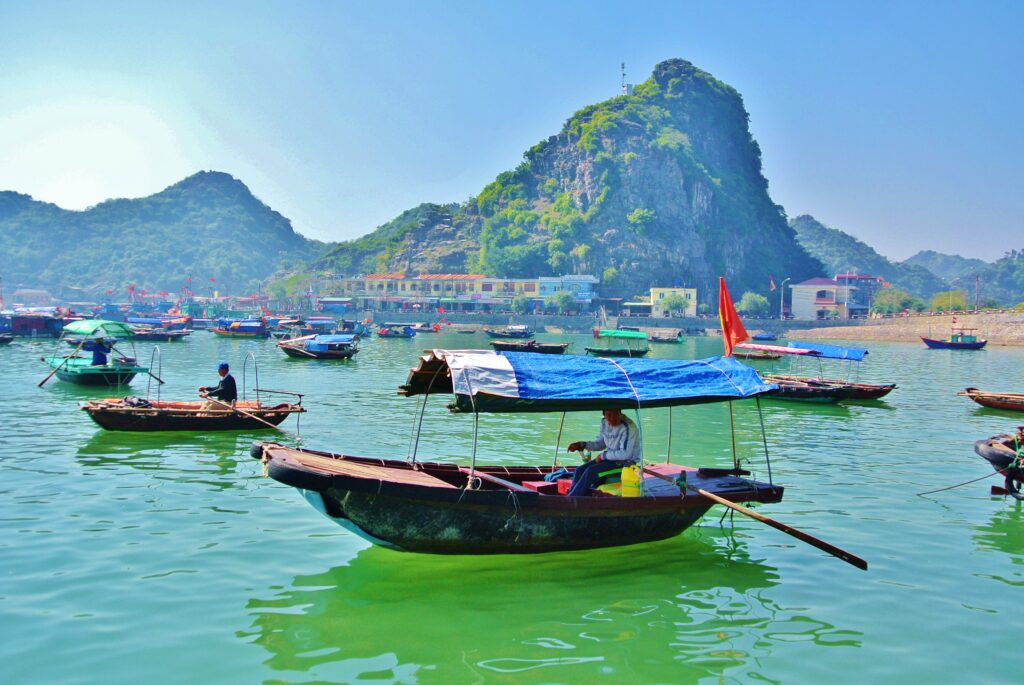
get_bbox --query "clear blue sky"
[1,1,1020,261]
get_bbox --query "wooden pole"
[643,467,868,571]
[39,340,86,387]
[201,395,292,435]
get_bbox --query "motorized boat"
[376,323,416,338]
[922,327,987,350]
[483,325,534,339]
[278,334,359,360]
[488,340,569,354]
[212,318,271,338]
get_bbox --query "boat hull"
[82,400,302,431]
[257,445,783,554]
[489,341,568,354]
[974,434,1024,494]
[961,388,1024,412]
[584,347,650,358]
[280,345,358,359]
[46,356,145,386]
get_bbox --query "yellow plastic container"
[620,464,642,497]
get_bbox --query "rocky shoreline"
[790,312,1024,346]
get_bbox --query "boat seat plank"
[283,449,458,488]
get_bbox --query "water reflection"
[973,502,1024,588]
[76,429,253,489]
[243,536,860,683]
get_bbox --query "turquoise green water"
[2,331,1023,684]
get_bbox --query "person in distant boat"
[90,338,111,366]
[199,361,237,409]
[566,408,643,496]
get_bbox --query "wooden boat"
[974,431,1024,498]
[585,346,650,358]
[648,333,683,344]
[960,387,1024,412]
[410,322,441,333]
[489,340,569,354]
[484,325,534,339]
[762,376,845,403]
[752,332,779,341]
[212,318,271,338]
[0,333,13,345]
[764,373,896,400]
[587,329,649,357]
[129,326,191,342]
[733,350,782,361]
[922,327,987,350]
[82,397,304,431]
[252,351,785,554]
[278,334,359,359]
[43,319,148,386]
[376,323,416,338]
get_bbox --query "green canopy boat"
[42,319,148,386]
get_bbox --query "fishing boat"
[922,327,987,350]
[960,388,1024,412]
[376,323,416,338]
[41,320,148,386]
[212,318,271,338]
[410,322,441,333]
[0,333,13,345]
[752,332,779,341]
[586,329,650,357]
[974,430,1024,498]
[81,397,305,431]
[252,351,784,554]
[483,325,534,339]
[737,341,896,401]
[732,350,782,361]
[488,340,569,354]
[129,326,191,342]
[648,331,683,344]
[278,334,359,359]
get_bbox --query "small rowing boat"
[82,397,304,431]
[960,387,1024,412]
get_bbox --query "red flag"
[210,277,216,283]
[769,275,776,292]
[718,277,749,357]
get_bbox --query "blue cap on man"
[218,361,229,371]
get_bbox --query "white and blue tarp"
[402,350,777,413]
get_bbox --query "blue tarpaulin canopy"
[787,341,868,361]
[401,350,776,413]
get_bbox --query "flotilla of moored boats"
[16,282,1023,569]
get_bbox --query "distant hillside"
[790,215,948,299]
[902,250,989,283]
[315,59,825,301]
[0,171,327,296]
[977,249,1024,305]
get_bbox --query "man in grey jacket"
[566,408,642,496]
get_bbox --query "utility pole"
[779,277,791,319]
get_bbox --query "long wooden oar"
[644,467,868,571]
[39,340,86,387]
[202,395,293,435]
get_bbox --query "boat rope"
[408,363,444,464]
[665,407,672,464]
[755,396,775,488]
[915,466,1011,496]
[458,362,481,485]
[602,357,644,461]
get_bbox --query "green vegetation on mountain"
[979,249,1024,305]
[315,59,825,301]
[790,215,947,300]
[0,171,326,297]
[902,250,989,283]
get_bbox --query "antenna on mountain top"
[621,62,633,96]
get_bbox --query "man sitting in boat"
[199,361,237,410]
[566,408,642,496]
[90,338,112,366]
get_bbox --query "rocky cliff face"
[316,59,825,302]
